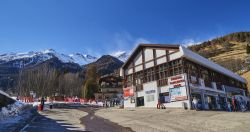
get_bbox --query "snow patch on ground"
[0,101,27,120]
[0,101,34,131]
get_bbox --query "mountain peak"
[110,51,129,62]
[0,49,97,67]
[43,49,56,54]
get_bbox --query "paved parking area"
[20,109,87,132]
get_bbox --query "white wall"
[134,51,142,66]
[124,98,136,108]
[125,68,133,75]
[144,48,153,61]
[163,100,190,108]
[156,57,167,65]
[135,65,143,72]
[169,50,176,53]
[156,49,166,57]
[169,51,182,61]
[145,61,154,69]
[143,81,159,108]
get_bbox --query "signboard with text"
[169,86,187,101]
[123,87,134,97]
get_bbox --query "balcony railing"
[216,82,223,90]
[157,78,168,87]
[100,85,122,88]
[204,80,212,88]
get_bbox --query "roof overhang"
[122,44,180,69]
[180,46,247,84]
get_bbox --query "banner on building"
[169,86,187,101]
[123,87,134,97]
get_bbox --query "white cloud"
[181,38,202,47]
[110,50,126,57]
[111,31,152,54]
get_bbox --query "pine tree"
[82,65,99,99]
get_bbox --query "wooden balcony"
[157,78,168,87]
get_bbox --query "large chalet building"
[121,44,248,109]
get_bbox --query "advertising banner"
[169,86,187,101]
[123,87,134,97]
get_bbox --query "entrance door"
[207,95,216,110]
[136,96,144,107]
[191,93,202,109]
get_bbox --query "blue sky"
[0,0,250,56]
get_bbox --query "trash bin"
[182,102,188,110]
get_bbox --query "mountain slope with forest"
[188,32,250,92]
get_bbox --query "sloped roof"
[122,44,179,68]
[180,46,247,83]
[0,90,12,98]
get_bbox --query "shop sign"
[123,87,134,97]
[170,75,185,85]
[145,90,156,94]
[169,86,187,101]
[170,75,183,81]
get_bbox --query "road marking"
[19,116,37,132]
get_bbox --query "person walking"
[41,97,45,111]
[232,97,236,112]
[227,101,232,112]
[157,97,162,109]
[192,97,198,110]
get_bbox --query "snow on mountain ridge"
[110,50,130,62]
[0,49,97,66]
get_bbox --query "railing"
[204,80,212,88]
[216,82,223,90]
[135,84,143,92]
[100,85,123,88]
[157,78,168,87]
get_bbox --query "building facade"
[121,44,248,109]
[94,73,123,101]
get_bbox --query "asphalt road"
[79,107,134,132]
[19,109,87,132]
[18,107,133,132]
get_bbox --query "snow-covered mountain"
[110,51,130,62]
[0,49,97,67]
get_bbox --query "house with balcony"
[94,73,123,101]
[121,44,248,109]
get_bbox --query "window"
[124,74,133,87]
[201,68,212,88]
[134,71,143,85]
[146,95,155,102]
[159,92,170,103]
[156,63,168,80]
[168,59,183,77]
[143,68,156,83]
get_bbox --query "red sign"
[123,87,134,97]
[171,76,182,81]
[170,80,185,85]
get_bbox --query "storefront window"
[146,95,155,102]
[159,92,170,103]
